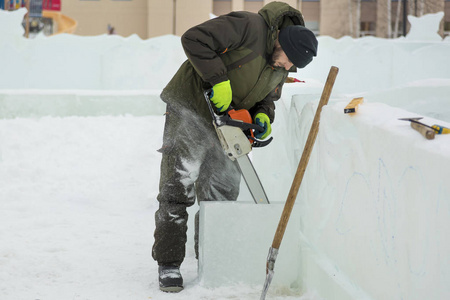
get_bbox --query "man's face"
[271,42,294,71]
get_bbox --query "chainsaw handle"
[251,136,273,148]
[204,89,234,115]
[226,118,264,132]
[204,89,264,132]
[204,89,273,147]
[226,117,272,147]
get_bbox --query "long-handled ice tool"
[260,66,339,300]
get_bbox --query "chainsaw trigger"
[250,136,273,148]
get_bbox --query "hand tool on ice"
[344,97,364,114]
[398,117,441,140]
[260,66,339,300]
[204,90,273,204]
[399,117,450,135]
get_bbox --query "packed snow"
[1,7,450,300]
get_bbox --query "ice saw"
[204,90,272,204]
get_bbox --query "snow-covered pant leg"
[152,104,241,266]
[152,105,199,266]
[193,141,241,258]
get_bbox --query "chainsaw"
[204,90,272,204]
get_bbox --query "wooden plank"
[344,97,364,114]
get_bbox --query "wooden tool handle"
[411,122,435,140]
[271,66,339,249]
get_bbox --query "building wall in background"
[213,0,264,16]
[319,0,350,37]
[175,0,211,36]
[147,0,173,37]
[213,0,232,16]
[145,0,212,37]
[55,0,449,39]
[61,0,148,38]
[244,1,263,13]
[301,1,320,34]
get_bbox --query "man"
[152,1,318,293]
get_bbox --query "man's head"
[277,25,318,69]
[270,41,293,70]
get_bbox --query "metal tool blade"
[260,247,278,300]
[399,117,436,131]
[260,269,274,300]
[236,155,270,204]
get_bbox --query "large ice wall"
[288,97,450,299]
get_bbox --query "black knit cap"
[278,25,318,69]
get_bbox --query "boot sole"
[160,285,184,293]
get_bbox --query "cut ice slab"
[198,201,301,288]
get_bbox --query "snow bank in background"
[359,79,450,122]
[406,12,445,41]
[2,9,449,124]
[0,89,166,118]
[1,9,449,94]
[303,36,450,95]
[0,9,186,90]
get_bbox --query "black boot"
[158,265,183,293]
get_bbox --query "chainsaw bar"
[204,90,271,204]
[236,155,270,204]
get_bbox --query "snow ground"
[0,116,313,300]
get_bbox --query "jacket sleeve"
[181,12,258,86]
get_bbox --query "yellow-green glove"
[254,113,272,139]
[211,80,232,112]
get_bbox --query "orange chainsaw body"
[228,109,255,142]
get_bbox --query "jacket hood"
[258,1,305,55]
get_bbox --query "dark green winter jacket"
[160,1,305,123]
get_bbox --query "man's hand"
[254,113,272,139]
[211,80,232,112]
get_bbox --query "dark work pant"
[152,104,241,266]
